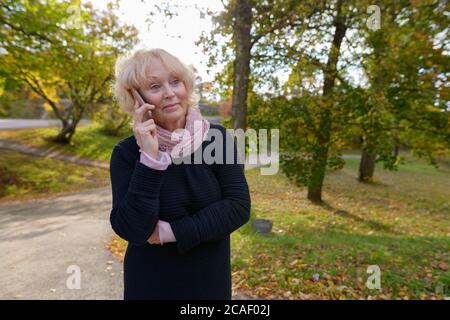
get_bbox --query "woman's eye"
[171,79,180,85]
[150,84,160,90]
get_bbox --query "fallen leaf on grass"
[438,262,448,271]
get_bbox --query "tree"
[260,0,362,202]
[355,0,449,181]
[0,0,138,143]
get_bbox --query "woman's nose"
[163,84,175,98]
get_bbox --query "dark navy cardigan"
[109,124,251,300]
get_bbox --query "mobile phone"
[130,88,152,121]
[130,88,146,106]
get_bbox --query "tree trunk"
[307,145,329,203]
[52,107,84,144]
[52,120,77,144]
[306,0,347,203]
[359,147,377,182]
[392,133,400,158]
[231,0,252,131]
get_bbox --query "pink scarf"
[156,107,210,158]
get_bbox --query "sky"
[83,0,225,83]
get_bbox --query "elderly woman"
[109,48,251,300]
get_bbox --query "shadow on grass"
[327,165,392,187]
[317,201,396,234]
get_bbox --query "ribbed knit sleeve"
[109,144,167,245]
[169,128,251,254]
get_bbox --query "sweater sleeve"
[169,129,251,254]
[140,149,172,170]
[109,144,168,245]
[158,220,176,244]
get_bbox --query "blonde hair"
[112,48,200,116]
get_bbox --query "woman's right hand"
[132,100,159,159]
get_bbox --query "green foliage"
[247,92,345,188]
[0,0,139,141]
[220,117,232,129]
[355,2,450,170]
[91,102,131,137]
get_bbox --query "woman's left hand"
[147,224,161,245]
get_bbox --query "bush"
[92,103,130,137]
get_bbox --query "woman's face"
[139,58,189,131]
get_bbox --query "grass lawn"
[229,157,449,300]
[0,123,133,163]
[0,149,110,204]
[110,156,449,300]
[0,124,131,203]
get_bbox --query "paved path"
[0,187,124,299]
[0,119,92,130]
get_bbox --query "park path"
[0,118,91,130]
[0,187,123,299]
